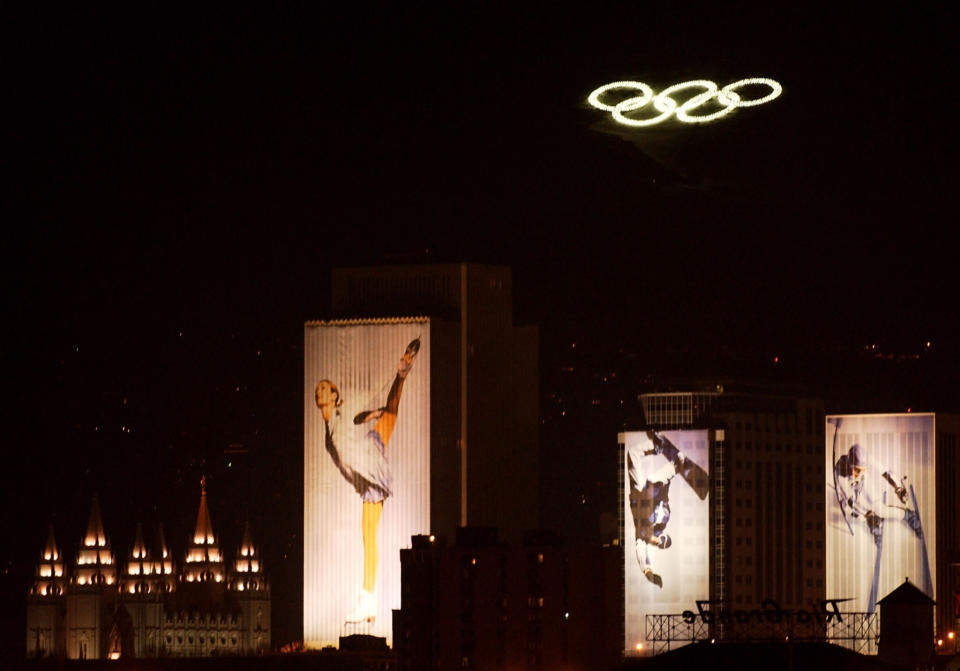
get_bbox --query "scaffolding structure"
[645,610,879,655]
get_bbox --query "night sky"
[2,3,956,654]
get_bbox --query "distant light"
[635,643,643,651]
[948,631,955,640]
[564,612,570,619]
[937,639,943,646]
[925,341,931,348]
[774,356,779,363]
[908,407,912,413]
[228,462,232,468]
[429,535,435,542]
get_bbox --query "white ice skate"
[398,338,420,378]
[345,588,376,624]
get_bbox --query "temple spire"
[131,522,147,560]
[84,493,106,548]
[31,521,65,598]
[155,523,169,560]
[43,523,59,561]
[184,476,224,582]
[240,520,254,555]
[193,476,215,545]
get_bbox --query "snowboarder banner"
[622,429,709,653]
[825,413,935,616]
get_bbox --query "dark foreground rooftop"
[20,650,393,671]
[623,641,944,671]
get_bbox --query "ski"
[867,512,884,614]
[908,483,933,597]
[830,419,854,536]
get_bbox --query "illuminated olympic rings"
[587,78,782,127]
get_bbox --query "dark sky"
[2,3,956,652]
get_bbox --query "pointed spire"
[33,521,65,597]
[155,523,169,560]
[154,523,173,578]
[193,476,215,545]
[43,523,59,561]
[240,520,254,556]
[131,522,147,560]
[84,493,107,547]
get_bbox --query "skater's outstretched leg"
[372,338,419,450]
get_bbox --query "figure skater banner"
[304,320,430,648]
[825,414,935,617]
[622,430,709,653]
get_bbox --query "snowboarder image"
[314,337,420,624]
[829,418,932,612]
[627,430,709,588]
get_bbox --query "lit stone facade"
[26,481,270,659]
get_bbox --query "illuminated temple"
[25,480,270,659]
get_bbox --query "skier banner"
[304,320,431,648]
[622,430,710,653]
[825,413,935,615]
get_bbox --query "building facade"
[631,385,826,649]
[633,388,959,653]
[824,412,959,644]
[304,263,540,649]
[26,481,270,660]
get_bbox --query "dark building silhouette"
[392,528,620,671]
[877,579,935,668]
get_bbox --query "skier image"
[627,430,709,588]
[829,418,932,612]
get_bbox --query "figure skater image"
[315,337,420,624]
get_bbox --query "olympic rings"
[588,77,782,127]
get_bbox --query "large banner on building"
[304,320,430,647]
[623,430,709,653]
[826,414,935,613]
